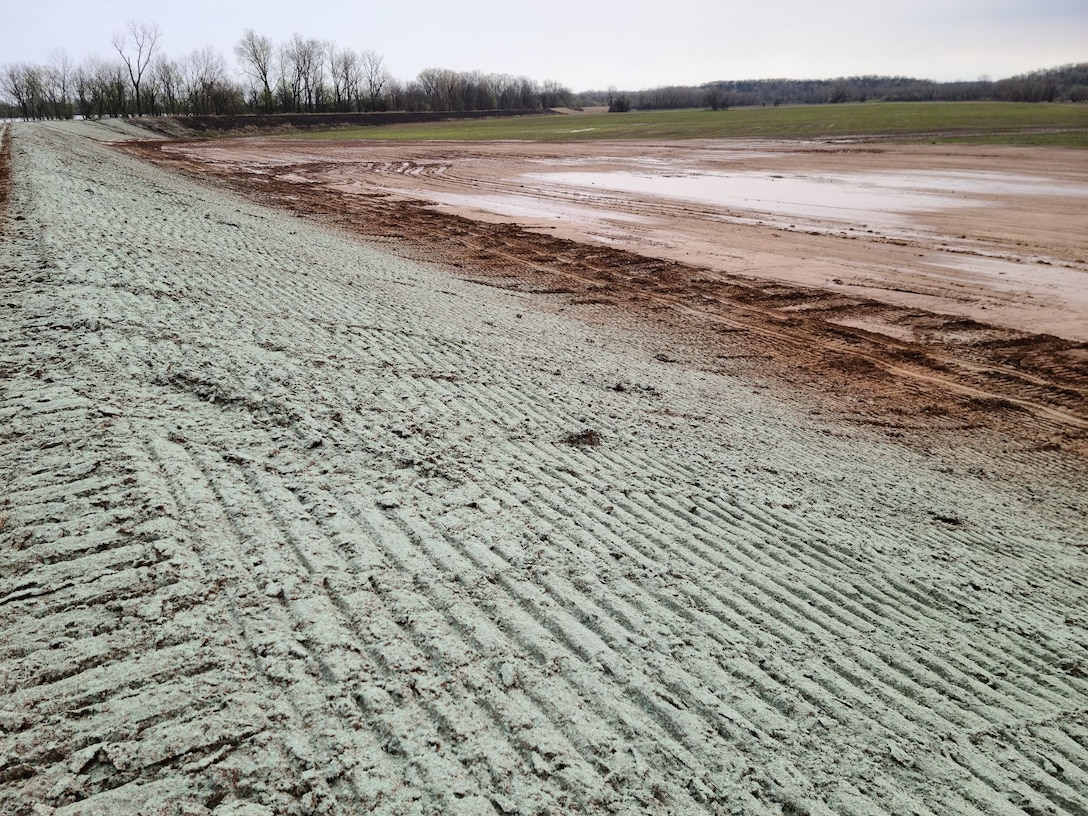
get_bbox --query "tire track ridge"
[526,458,985,732]
[238,460,628,814]
[658,493,1076,719]
[511,455,1006,746]
[137,434,365,811]
[368,501,821,813]
[545,449,1088,713]
[177,445,456,811]
[330,482,753,809]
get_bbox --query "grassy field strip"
[292,102,1088,145]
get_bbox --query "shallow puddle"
[525,169,1088,230]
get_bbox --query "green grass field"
[294,102,1088,145]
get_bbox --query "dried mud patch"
[123,139,1088,455]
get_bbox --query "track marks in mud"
[0,387,275,811]
[3,125,1087,814]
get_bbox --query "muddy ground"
[1,121,1087,815]
[134,137,1088,457]
[0,124,11,218]
[137,111,554,137]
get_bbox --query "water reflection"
[525,169,1088,229]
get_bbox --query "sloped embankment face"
[0,125,11,225]
[1,123,1087,815]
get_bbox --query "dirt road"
[2,121,1087,815]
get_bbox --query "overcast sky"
[2,0,1085,90]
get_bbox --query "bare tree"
[2,64,38,120]
[112,20,161,116]
[326,44,348,112]
[81,56,130,118]
[73,63,91,118]
[514,76,539,109]
[182,47,224,114]
[385,77,409,111]
[490,74,518,109]
[235,29,275,113]
[540,79,571,108]
[278,35,320,112]
[47,48,74,119]
[290,35,325,112]
[151,55,184,115]
[360,50,388,111]
[335,47,366,112]
[278,35,321,112]
[275,41,301,112]
[459,71,497,109]
[416,67,464,111]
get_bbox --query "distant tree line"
[579,63,1088,111]
[991,64,1088,103]
[0,21,573,120]
[2,23,1084,121]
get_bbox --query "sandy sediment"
[1,121,1086,815]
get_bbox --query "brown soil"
[123,138,1088,455]
[0,126,11,224]
[133,110,554,138]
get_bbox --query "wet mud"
[127,138,1088,456]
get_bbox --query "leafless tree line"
[580,65,1088,111]
[234,30,392,114]
[233,31,572,114]
[2,22,238,120]
[2,22,573,120]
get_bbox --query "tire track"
[239,419,762,811]
[0,393,283,808]
[457,442,1083,813]
[141,434,392,812]
[226,266,1087,815]
[216,444,591,813]
[235,458,631,814]
[311,441,931,816]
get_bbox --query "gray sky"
[3,0,1085,90]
